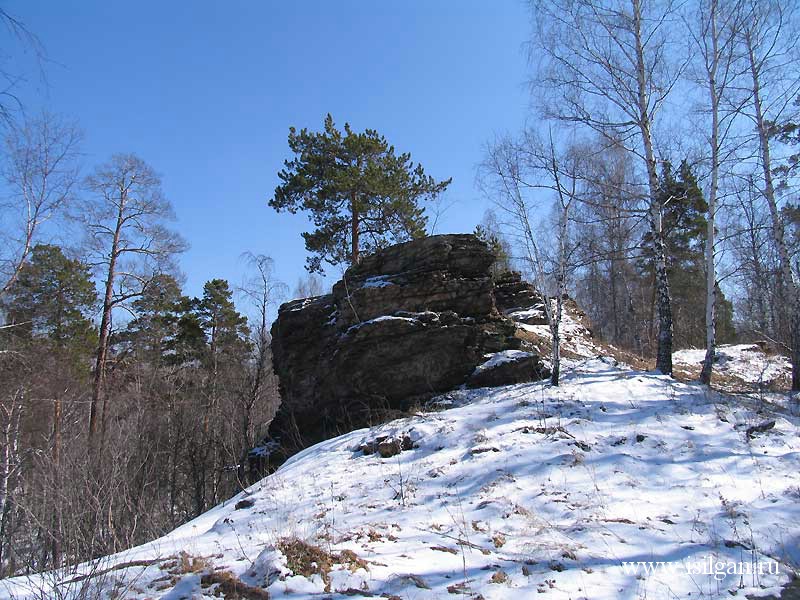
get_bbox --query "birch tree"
[0,113,81,299]
[83,154,185,456]
[737,0,800,389]
[530,0,683,374]
[687,0,745,384]
[483,131,581,385]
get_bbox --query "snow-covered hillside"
[674,344,792,391]
[2,358,799,600]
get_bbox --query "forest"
[0,0,798,587]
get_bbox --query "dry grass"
[200,570,271,599]
[490,570,508,584]
[276,537,368,593]
[172,551,212,575]
[673,363,791,394]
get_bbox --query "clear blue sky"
[10,1,532,303]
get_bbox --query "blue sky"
[10,1,532,304]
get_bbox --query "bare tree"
[239,253,286,451]
[573,138,648,353]
[82,154,186,456]
[292,272,326,299]
[483,130,582,385]
[737,0,800,388]
[686,0,747,384]
[531,0,684,374]
[0,9,46,126]
[0,112,82,298]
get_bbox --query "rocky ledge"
[264,234,550,467]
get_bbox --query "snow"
[287,298,315,311]
[516,305,600,359]
[360,275,396,289]
[506,306,546,321]
[473,349,534,373]
[3,357,798,599]
[344,314,418,334]
[674,344,791,386]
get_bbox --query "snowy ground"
[512,302,602,361]
[2,358,798,600]
[674,344,792,391]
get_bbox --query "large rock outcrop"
[265,234,549,466]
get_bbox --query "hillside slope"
[1,358,798,600]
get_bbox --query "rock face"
[267,234,549,466]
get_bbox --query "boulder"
[467,350,549,389]
[266,234,548,467]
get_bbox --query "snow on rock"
[360,275,396,289]
[506,306,547,323]
[2,358,799,599]
[472,349,533,373]
[344,313,419,335]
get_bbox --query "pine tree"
[474,209,513,276]
[123,274,186,365]
[474,224,512,276]
[1,244,97,356]
[0,244,97,568]
[644,161,735,348]
[196,279,250,367]
[269,114,451,272]
[178,279,252,514]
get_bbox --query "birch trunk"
[633,0,673,375]
[0,392,21,572]
[550,200,569,386]
[746,30,800,390]
[701,1,721,386]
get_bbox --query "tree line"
[0,0,798,581]
[478,0,799,387]
[0,115,283,574]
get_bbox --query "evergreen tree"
[123,274,187,365]
[0,244,97,355]
[177,279,252,514]
[644,161,735,347]
[196,279,250,365]
[474,225,512,276]
[474,209,513,276]
[659,161,708,275]
[0,245,97,570]
[269,114,451,272]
